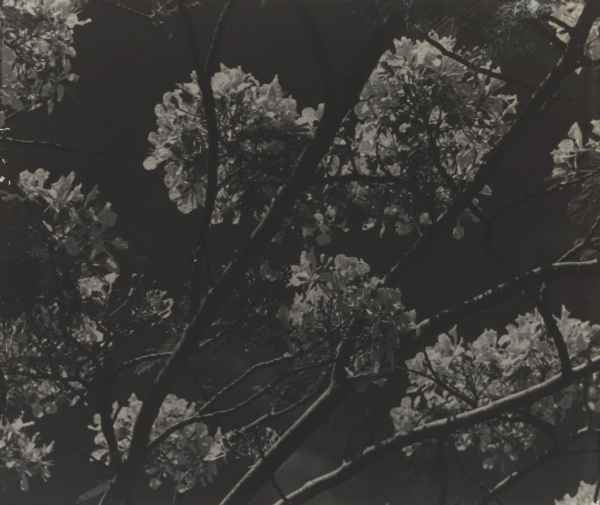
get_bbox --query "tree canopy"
[1,0,600,504]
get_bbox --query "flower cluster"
[549,120,600,222]
[311,35,516,242]
[0,316,81,421]
[144,65,319,218]
[555,480,598,505]
[0,419,54,492]
[90,394,217,493]
[391,308,600,465]
[550,121,600,181]
[281,251,415,374]
[2,169,128,292]
[1,0,90,121]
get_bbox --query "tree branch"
[147,358,329,454]
[288,0,336,103]
[383,0,600,286]
[0,136,122,155]
[131,234,189,295]
[477,427,593,505]
[177,0,226,302]
[0,369,7,421]
[204,0,242,75]
[116,352,172,375]
[449,446,505,505]
[100,10,403,504]
[273,359,600,505]
[254,432,292,505]
[422,34,536,91]
[91,0,155,20]
[410,259,600,348]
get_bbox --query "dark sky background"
[1,0,599,503]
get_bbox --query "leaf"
[567,122,583,148]
[44,401,58,415]
[482,457,495,470]
[112,237,128,250]
[452,224,465,240]
[143,156,159,170]
[558,393,573,410]
[149,477,162,490]
[63,236,79,256]
[97,203,117,227]
[316,233,331,246]
[21,472,29,492]
[32,404,44,418]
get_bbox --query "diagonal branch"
[204,0,242,76]
[477,427,594,505]
[288,0,336,103]
[449,446,505,505]
[383,0,600,286]
[273,359,600,505]
[254,432,292,505]
[422,34,536,91]
[410,259,600,348]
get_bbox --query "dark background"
[1,0,599,503]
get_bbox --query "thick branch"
[384,0,600,285]
[100,11,402,505]
[288,0,336,103]
[274,358,600,505]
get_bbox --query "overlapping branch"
[273,358,600,505]
[384,0,600,286]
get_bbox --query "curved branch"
[274,358,600,505]
[204,0,242,76]
[288,0,336,103]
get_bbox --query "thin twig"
[0,136,122,155]
[54,431,114,472]
[423,35,536,91]
[131,234,189,295]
